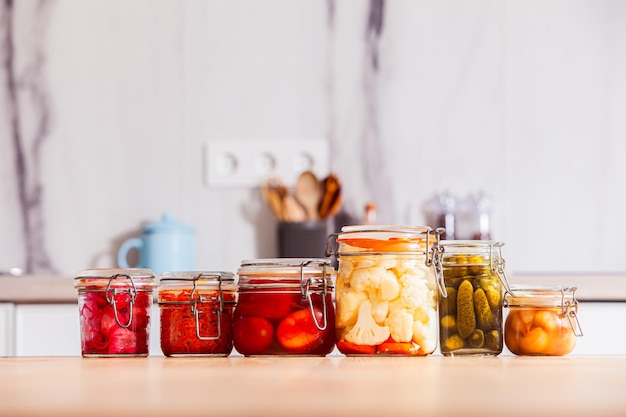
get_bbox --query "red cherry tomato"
[234,316,275,355]
[377,342,420,355]
[236,292,299,320]
[336,341,376,355]
[276,309,325,353]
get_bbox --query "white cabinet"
[13,304,163,356]
[0,303,15,356]
[15,304,81,356]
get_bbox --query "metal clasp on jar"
[562,287,584,337]
[490,242,515,297]
[298,259,331,331]
[425,227,447,298]
[105,274,137,328]
[189,273,231,341]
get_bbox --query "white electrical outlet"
[204,140,330,187]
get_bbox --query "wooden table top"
[0,355,625,417]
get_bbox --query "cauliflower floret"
[412,307,437,353]
[378,269,400,301]
[336,290,368,328]
[350,267,384,295]
[335,274,348,294]
[385,308,414,343]
[371,300,389,324]
[339,260,355,278]
[344,300,390,346]
[399,278,430,311]
[375,257,397,270]
[355,259,376,269]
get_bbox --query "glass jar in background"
[328,225,445,356]
[439,241,510,356]
[158,271,237,357]
[234,259,335,356]
[504,285,582,356]
[74,268,156,357]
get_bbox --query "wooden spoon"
[261,177,286,220]
[318,173,342,219]
[281,192,308,222]
[295,171,322,221]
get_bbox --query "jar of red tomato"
[327,225,445,356]
[504,285,583,356]
[158,271,237,357]
[233,259,335,356]
[74,268,156,357]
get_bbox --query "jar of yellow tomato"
[327,225,445,356]
[504,285,583,356]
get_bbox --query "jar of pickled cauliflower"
[233,259,335,356]
[74,268,156,357]
[504,285,582,356]
[327,225,445,356]
[439,241,511,356]
[158,271,237,357]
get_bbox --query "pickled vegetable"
[456,280,476,339]
[474,288,494,330]
[439,250,504,356]
[335,253,438,356]
[469,329,484,348]
[505,307,576,356]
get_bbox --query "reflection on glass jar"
[439,241,509,356]
[504,285,582,356]
[328,225,445,356]
[233,259,335,356]
[158,271,238,357]
[74,268,156,357]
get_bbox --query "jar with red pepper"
[158,271,238,357]
[74,268,156,357]
[233,259,336,356]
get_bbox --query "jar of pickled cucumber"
[158,271,238,357]
[504,285,582,356]
[438,241,510,356]
[74,268,156,357]
[233,259,335,356]
[327,225,445,356]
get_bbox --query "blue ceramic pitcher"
[117,213,195,276]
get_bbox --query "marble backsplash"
[1,0,625,276]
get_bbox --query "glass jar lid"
[237,258,334,290]
[330,225,443,255]
[74,268,156,290]
[159,271,237,291]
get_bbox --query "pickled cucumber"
[440,287,457,316]
[445,334,465,351]
[457,280,476,339]
[485,288,501,310]
[485,330,501,350]
[440,315,457,331]
[469,329,485,348]
[474,288,495,330]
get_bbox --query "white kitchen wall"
[1,0,625,277]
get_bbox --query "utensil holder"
[277,221,329,258]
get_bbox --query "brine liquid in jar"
[439,241,509,356]
[74,268,156,357]
[504,285,582,356]
[329,225,445,356]
[158,271,237,357]
[233,259,335,356]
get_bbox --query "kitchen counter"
[0,356,625,417]
[1,273,625,303]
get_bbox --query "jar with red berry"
[74,268,156,357]
[158,271,238,357]
[233,259,336,356]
